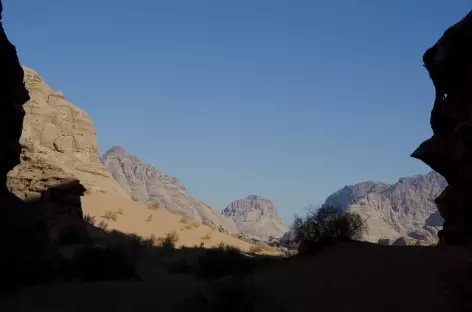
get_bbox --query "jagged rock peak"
[222,195,289,239]
[324,171,445,243]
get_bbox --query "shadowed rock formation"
[412,10,472,245]
[0,1,62,291]
[0,2,29,191]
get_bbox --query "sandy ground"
[81,192,253,251]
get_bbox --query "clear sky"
[3,0,471,222]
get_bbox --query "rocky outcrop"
[325,171,446,243]
[7,67,129,200]
[0,2,64,290]
[411,10,472,245]
[100,146,238,233]
[0,3,29,189]
[222,195,289,239]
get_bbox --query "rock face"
[0,4,29,188]
[411,10,472,245]
[6,67,129,200]
[222,195,289,239]
[100,146,238,234]
[325,171,446,243]
[0,2,64,290]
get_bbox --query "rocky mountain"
[7,67,129,200]
[324,171,446,242]
[100,146,238,234]
[222,195,289,239]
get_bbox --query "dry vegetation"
[148,201,160,210]
[250,243,277,253]
[145,214,153,223]
[101,210,119,222]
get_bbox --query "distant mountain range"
[324,171,446,242]
[100,146,238,234]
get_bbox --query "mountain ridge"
[324,171,445,242]
[100,145,239,234]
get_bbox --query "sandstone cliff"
[7,67,129,200]
[325,171,445,242]
[222,195,289,239]
[100,146,238,234]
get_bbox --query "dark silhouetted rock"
[412,10,472,245]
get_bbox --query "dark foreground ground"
[1,241,472,312]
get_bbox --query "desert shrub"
[145,214,153,223]
[98,220,109,231]
[73,247,139,282]
[180,217,190,225]
[293,205,366,254]
[156,231,179,250]
[250,243,277,254]
[83,214,96,225]
[201,231,212,240]
[101,211,118,222]
[117,208,124,216]
[148,201,160,210]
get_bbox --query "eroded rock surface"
[222,195,289,239]
[412,10,472,245]
[325,171,445,243]
[7,67,129,199]
[100,146,238,234]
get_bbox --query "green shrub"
[83,214,96,225]
[293,205,366,254]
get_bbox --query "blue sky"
[3,1,471,222]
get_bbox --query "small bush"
[117,208,124,216]
[293,205,366,254]
[180,217,190,225]
[201,231,212,240]
[98,220,109,231]
[83,214,96,225]
[101,211,118,222]
[156,231,179,250]
[250,243,276,254]
[148,201,160,210]
[145,214,153,223]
